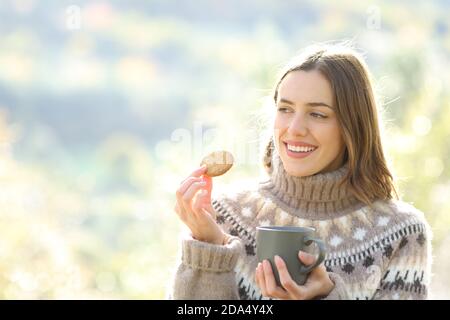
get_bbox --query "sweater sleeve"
[371,221,432,300]
[168,233,244,300]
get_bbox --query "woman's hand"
[255,251,334,300]
[174,165,227,245]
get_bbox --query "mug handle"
[299,235,326,274]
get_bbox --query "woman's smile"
[283,142,318,159]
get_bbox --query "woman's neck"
[258,152,363,220]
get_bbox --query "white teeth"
[286,144,317,153]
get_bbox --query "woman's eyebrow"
[278,98,334,109]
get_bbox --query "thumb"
[298,251,316,266]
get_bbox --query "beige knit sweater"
[168,153,432,300]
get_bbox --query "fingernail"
[274,255,281,263]
[199,181,206,186]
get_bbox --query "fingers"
[175,165,209,217]
[262,260,287,299]
[179,165,207,185]
[177,176,205,196]
[192,189,209,215]
[194,181,212,210]
[255,263,268,297]
[177,181,206,219]
[255,255,333,300]
[274,255,304,300]
[173,165,223,244]
[297,253,330,298]
[183,181,207,203]
[298,251,316,266]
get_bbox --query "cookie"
[200,150,234,177]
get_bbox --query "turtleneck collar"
[258,150,363,220]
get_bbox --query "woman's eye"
[277,108,327,118]
[311,113,327,119]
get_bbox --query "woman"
[169,43,432,300]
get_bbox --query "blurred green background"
[0,0,449,299]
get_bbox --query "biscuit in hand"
[200,150,234,177]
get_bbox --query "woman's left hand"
[255,251,334,300]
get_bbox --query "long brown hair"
[263,43,400,207]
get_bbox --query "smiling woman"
[265,44,399,207]
[169,43,432,301]
[274,70,346,177]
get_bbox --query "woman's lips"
[283,142,317,159]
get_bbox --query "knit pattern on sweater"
[170,152,432,300]
[212,188,431,300]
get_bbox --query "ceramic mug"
[256,226,326,286]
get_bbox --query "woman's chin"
[282,163,317,177]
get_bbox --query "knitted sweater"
[169,153,432,300]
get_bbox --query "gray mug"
[256,226,326,286]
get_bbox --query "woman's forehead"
[278,70,333,105]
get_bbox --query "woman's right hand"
[174,165,227,245]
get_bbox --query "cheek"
[273,118,284,148]
[330,123,345,146]
[273,116,290,134]
[320,126,345,153]
[273,115,284,130]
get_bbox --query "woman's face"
[273,69,346,177]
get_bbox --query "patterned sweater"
[169,153,432,300]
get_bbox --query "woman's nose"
[287,113,308,136]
